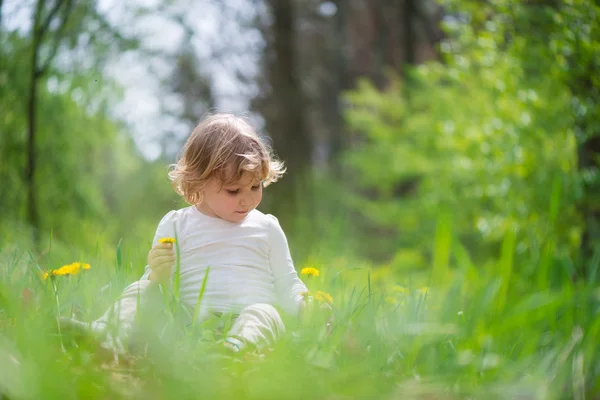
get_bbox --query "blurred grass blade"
[495,228,516,312]
[549,176,562,228]
[432,210,452,285]
[454,240,474,271]
[537,239,555,290]
[192,267,210,329]
[367,269,371,303]
[587,247,600,283]
[173,224,181,304]
[47,229,53,254]
[116,238,123,272]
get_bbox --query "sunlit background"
[1,0,600,398]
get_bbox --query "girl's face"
[197,171,263,223]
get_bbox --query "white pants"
[93,280,285,353]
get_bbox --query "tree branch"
[90,7,139,51]
[0,0,5,28]
[36,0,64,39]
[37,0,73,77]
[414,1,445,48]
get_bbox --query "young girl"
[65,113,309,354]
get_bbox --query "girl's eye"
[226,189,239,195]
[251,185,261,191]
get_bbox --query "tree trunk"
[268,0,310,174]
[577,126,600,278]
[373,1,388,88]
[26,0,45,247]
[264,0,312,229]
[403,0,416,74]
[25,0,73,248]
[328,0,349,172]
[26,65,40,245]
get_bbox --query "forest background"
[1,0,600,398]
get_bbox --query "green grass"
[0,230,599,400]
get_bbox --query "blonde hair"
[169,113,285,205]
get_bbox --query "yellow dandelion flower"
[43,262,91,280]
[52,263,78,276]
[70,262,91,270]
[301,267,320,277]
[158,237,176,244]
[314,290,333,304]
[385,296,397,305]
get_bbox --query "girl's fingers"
[153,265,173,274]
[156,257,176,267]
[150,250,175,260]
[152,265,174,276]
[147,243,176,280]
[150,255,176,267]
[149,249,175,260]
[151,246,175,255]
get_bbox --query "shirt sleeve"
[141,210,178,280]
[266,214,308,316]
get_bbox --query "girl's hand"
[147,242,176,283]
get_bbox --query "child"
[64,113,309,354]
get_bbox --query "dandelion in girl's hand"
[314,291,333,304]
[301,267,319,277]
[42,262,91,280]
[158,237,176,244]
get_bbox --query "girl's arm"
[266,215,308,316]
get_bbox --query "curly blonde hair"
[169,113,285,205]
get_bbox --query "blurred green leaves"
[342,0,597,283]
[0,3,182,266]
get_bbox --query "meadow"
[2,0,599,398]
[1,218,597,400]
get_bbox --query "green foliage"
[342,0,598,283]
[1,224,599,398]
[0,18,181,267]
[1,1,599,395]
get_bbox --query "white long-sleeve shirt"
[141,206,308,316]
